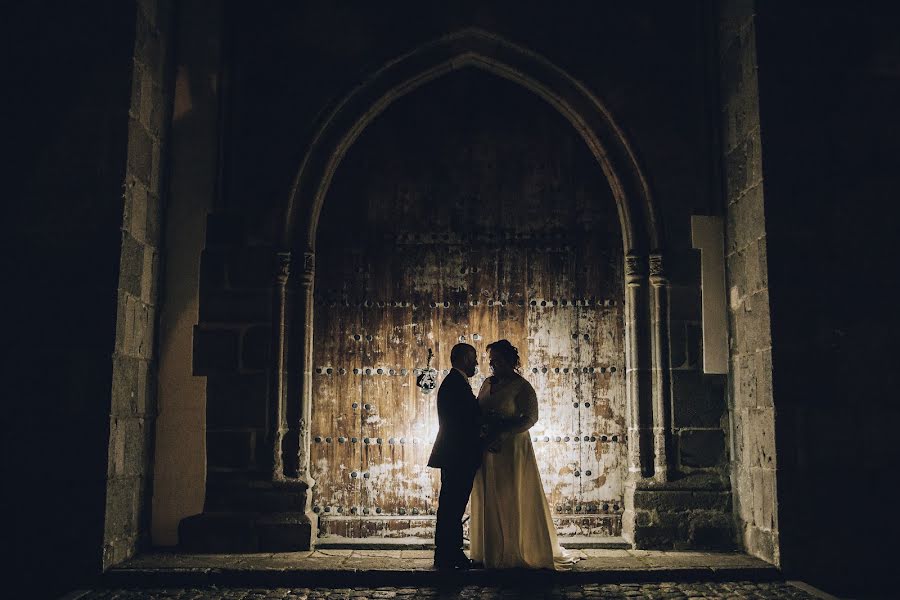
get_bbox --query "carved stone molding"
[649,253,668,286]
[301,251,315,288]
[276,251,292,285]
[625,254,646,286]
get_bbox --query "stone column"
[624,253,652,479]
[271,251,292,480]
[297,251,316,486]
[649,253,674,482]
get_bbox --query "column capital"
[649,253,668,286]
[301,251,315,288]
[625,253,646,286]
[275,251,291,285]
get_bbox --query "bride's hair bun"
[486,339,522,372]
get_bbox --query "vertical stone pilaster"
[271,251,291,481]
[624,253,652,479]
[297,251,316,485]
[649,253,674,482]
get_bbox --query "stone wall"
[194,218,274,478]
[717,1,779,564]
[104,0,175,568]
[150,1,225,547]
[184,3,735,551]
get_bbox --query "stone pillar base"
[632,473,734,551]
[179,480,316,552]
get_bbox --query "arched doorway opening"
[311,69,626,542]
[273,29,671,548]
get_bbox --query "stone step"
[179,511,313,552]
[104,559,781,589]
[314,535,630,550]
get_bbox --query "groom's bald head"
[450,343,477,377]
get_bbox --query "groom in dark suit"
[427,343,482,569]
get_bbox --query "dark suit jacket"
[427,368,482,470]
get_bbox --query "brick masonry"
[104,0,175,569]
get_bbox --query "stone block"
[138,69,154,131]
[149,139,162,194]
[633,523,678,549]
[673,371,725,428]
[755,348,774,407]
[679,429,726,468]
[134,10,163,80]
[751,467,777,530]
[744,407,776,470]
[126,180,148,243]
[257,512,314,551]
[124,417,149,477]
[242,325,272,370]
[633,490,731,514]
[117,292,155,359]
[129,60,144,117]
[207,429,254,469]
[731,352,756,408]
[193,327,239,374]
[140,246,157,305]
[207,373,268,428]
[727,239,766,299]
[127,118,153,182]
[688,510,735,550]
[730,290,772,355]
[148,82,168,137]
[118,233,145,298]
[108,416,149,479]
[179,512,259,553]
[105,477,139,543]
[111,354,150,417]
[726,182,765,255]
[745,522,777,563]
[206,213,245,246]
[229,246,275,289]
[666,321,701,372]
[146,191,162,244]
[205,482,306,513]
[200,290,271,323]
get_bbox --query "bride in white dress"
[469,339,577,570]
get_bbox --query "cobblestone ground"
[73,581,817,599]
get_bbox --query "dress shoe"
[433,554,474,570]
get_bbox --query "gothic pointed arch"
[282,27,662,255]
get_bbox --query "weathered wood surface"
[309,69,626,539]
[311,234,624,538]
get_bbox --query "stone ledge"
[635,472,730,491]
[103,550,779,588]
[179,511,314,553]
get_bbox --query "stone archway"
[273,28,674,546]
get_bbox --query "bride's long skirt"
[469,431,574,569]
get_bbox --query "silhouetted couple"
[427,340,576,570]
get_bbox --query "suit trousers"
[434,464,479,558]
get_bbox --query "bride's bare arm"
[505,383,538,433]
